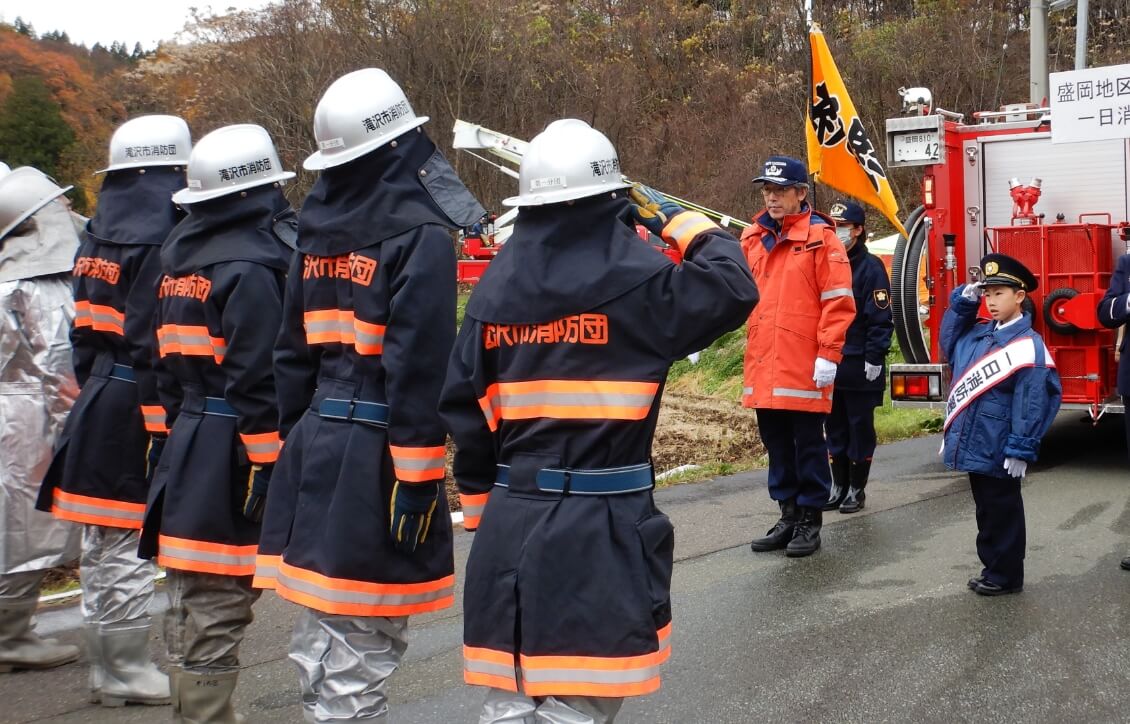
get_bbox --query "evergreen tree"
[0,76,75,178]
[13,17,35,38]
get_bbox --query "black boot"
[823,456,850,511]
[785,507,822,557]
[750,499,798,552]
[840,459,871,514]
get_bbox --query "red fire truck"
[885,87,1130,418]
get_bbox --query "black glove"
[389,481,439,554]
[146,436,167,483]
[242,464,272,523]
[628,183,685,239]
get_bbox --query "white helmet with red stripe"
[503,119,630,207]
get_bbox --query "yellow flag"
[806,26,907,237]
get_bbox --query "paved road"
[5,414,1129,723]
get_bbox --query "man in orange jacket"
[741,156,855,557]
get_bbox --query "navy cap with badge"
[829,200,866,226]
[753,155,808,187]
[979,253,1038,292]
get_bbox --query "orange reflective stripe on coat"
[459,491,490,529]
[157,534,258,576]
[240,431,281,464]
[141,405,168,434]
[252,554,280,589]
[51,489,145,529]
[157,324,228,363]
[477,380,660,431]
[389,445,445,482]
[464,645,519,691]
[273,559,454,617]
[518,623,672,697]
[73,300,125,336]
[662,211,718,255]
[303,309,386,355]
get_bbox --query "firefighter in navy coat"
[823,201,893,513]
[1098,250,1130,570]
[138,124,295,722]
[439,119,759,723]
[254,68,484,723]
[37,115,190,708]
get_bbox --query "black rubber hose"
[891,206,931,364]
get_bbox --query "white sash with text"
[943,337,1055,432]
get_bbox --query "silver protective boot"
[536,696,624,724]
[84,625,103,702]
[0,600,80,672]
[98,620,170,706]
[177,669,241,724]
[479,686,537,723]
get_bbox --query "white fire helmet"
[98,115,192,173]
[172,124,296,205]
[0,167,74,240]
[0,162,10,178]
[503,119,630,207]
[303,68,430,171]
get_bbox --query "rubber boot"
[823,456,851,511]
[785,507,822,557]
[170,666,184,723]
[177,669,241,724]
[840,459,871,514]
[98,621,170,706]
[750,499,798,552]
[84,625,104,703]
[0,601,80,673]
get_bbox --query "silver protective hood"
[0,199,81,284]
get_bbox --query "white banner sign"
[1050,63,1130,144]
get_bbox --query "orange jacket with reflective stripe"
[740,206,856,413]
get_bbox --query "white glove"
[813,357,838,388]
[864,362,882,382]
[961,283,984,300]
[1003,457,1027,478]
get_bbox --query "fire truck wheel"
[1042,287,1080,335]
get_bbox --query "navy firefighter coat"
[439,197,758,698]
[835,240,893,392]
[38,166,185,528]
[137,185,294,574]
[254,128,484,616]
[1098,253,1130,396]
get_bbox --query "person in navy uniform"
[440,119,758,723]
[1097,251,1130,570]
[940,254,1061,596]
[823,201,893,513]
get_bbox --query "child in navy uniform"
[940,253,1061,596]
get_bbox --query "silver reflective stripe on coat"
[498,390,656,408]
[772,387,823,399]
[820,287,853,301]
[276,564,453,609]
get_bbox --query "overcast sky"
[1,0,277,50]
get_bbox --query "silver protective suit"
[289,610,408,722]
[479,688,624,724]
[0,199,81,575]
[79,525,157,625]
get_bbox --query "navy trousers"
[755,408,831,509]
[826,389,883,462]
[968,472,1025,588]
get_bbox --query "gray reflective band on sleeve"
[772,387,823,399]
[820,288,853,301]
